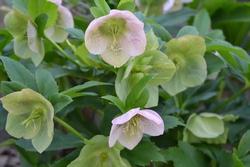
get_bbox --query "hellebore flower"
[183,113,233,144]
[161,35,207,96]
[68,135,131,167]
[85,10,146,68]
[109,108,164,150]
[45,0,74,43]
[1,89,54,153]
[163,0,193,13]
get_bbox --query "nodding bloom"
[1,89,54,153]
[85,10,146,68]
[45,0,74,43]
[163,0,193,13]
[109,108,164,150]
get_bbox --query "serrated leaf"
[163,115,184,131]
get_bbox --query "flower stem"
[47,38,82,67]
[54,116,89,144]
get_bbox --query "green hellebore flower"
[183,113,228,144]
[68,135,131,167]
[1,89,54,153]
[161,35,207,96]
[4,10,27,37]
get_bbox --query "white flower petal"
[141,117,164,136]
[109,124,122,147]
[118,129,143,150]
[138,109,163,125]
[163,0,175,13]
[101,47,130,68]
[112,108,140,125]
[48,0,62,5]
[45,6,74,43]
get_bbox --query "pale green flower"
[1,89,54,153]
[183,113,229,144]
[68,135,131,167]
[161,35,207,96]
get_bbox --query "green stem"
[54,116,89,144]
[47,38,81,67]
[212,85,250,112]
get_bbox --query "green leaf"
[90,7,106,18]
[68,135,131,167]
[238,130,250,158]
[66,28,84,40]
[102,95,125,112]
[0,81,26,95]
[35,69,58,99]
[50,93,72,113]
[125,75,152,109]
[34,13,48,37]
[117,0,135,11]
[94,0,110,15]
[0,57,37,90]
[28,0,58,27]
[163,115,184,131]
[232,152,244,167]
[193,9,211,35]
[122,140,165,166]
[51,149,80,167]
[177,26,199,37]
[151,23,172,42]
[162,142,207,167]
[62,81,111,98]
[12,0,28,14]
[0,106,7,130]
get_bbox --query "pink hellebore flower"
[85,10,146,68]
[45,0,74,43]
[109,108,164,150]
[163,0,193,13]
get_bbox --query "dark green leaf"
[50,93,73,113]
[102,95,125,112]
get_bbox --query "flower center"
[123,116,141,136]
[171,54,185,69]
[22,107,44,130]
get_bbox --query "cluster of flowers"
[1,0,214,155]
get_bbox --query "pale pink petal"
[48,0,62,5]
[163,0,175,13]
[85,17,110,54]
[101,47,131,67]
[109,124,122,147]
[138,109,163,125]
[141,117,164,136]
[118,129,143,150]
[45,6,74,43]
[112,108,140,125]
[109,10,146,57]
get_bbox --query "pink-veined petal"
[112,108,140,125]
[163,0,175,13]
[118,128,143,150]
[101,47,131,67]
[138,109,163,125]
[108,124,122,147]
[141,117,164,136]
[84,15,112,54]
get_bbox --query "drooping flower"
[183,113,234,144]
[109,108,164,150]
[163,0,193,13]
[45,0,74,43]
[68,135,131,167]
[1,89,54,153]
[161,35,207,96]
[85,10,146,68]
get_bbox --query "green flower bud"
[161,35,207,96]
[1,89,54,153]
[183,113,228,144]
[68,135,131,167]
